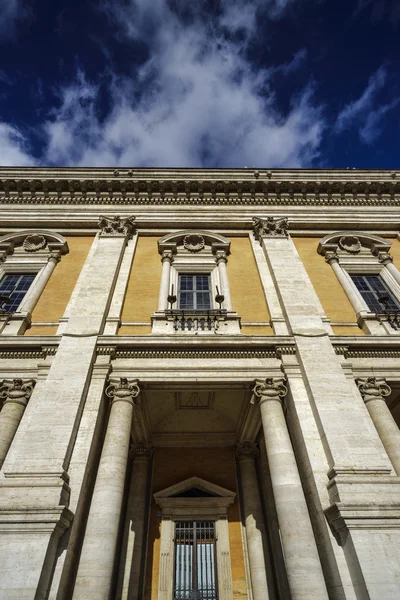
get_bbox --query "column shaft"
[358,378,400,475]
[73,379,139,599]
[158,253,172,311]
[20,256,59,314]
[217,256,232,310]
[117,445,152,600]
[236,443,271,600]
[254,380,329,600]
[0,379,34,469]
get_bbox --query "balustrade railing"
[166,310,227,332]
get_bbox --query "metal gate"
[173,521,218,600]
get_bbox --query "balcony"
[151,309,241,335]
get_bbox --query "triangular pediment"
[154,476,235,501]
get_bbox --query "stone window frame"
[318,231,400,334]
[154,476,236,600]
[0,230,68,335]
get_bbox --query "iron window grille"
[174,521,218,600]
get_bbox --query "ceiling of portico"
[139,387,251,446]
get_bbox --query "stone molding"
[252,377,288,405]
[252,216,289,241]
[235,441,259,461]
[0,229,68,262]
[357,377,391,403]
[0,378,35,407]
[105,377,141,405]
[318,230,391,259]
[98,215,136,237]
[158,229,230,256]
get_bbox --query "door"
[173,521,218,600]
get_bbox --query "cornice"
[0,168,400,207]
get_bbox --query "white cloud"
[0,0,28,41]
[359,98,400,144]
[40,0,323,167]
[335,66,387,132]
[0,123,35,166]
[335,66,399,144]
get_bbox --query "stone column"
[117,444,153,600]
[357,377,400,475]
[0,379,35,469]
[19,254,61,314]
[215,250,233,310]
[73,378,141,600]
[235,441,271,600]
[377,252,400,287]
[324,252,366,314]
[252,378,329,600]
[158,249,174,311]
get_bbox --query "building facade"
[0,167,399,600]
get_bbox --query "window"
[0,273,36,313]
[173,521,217,600]
[351,274,400,313]
[178,274,211,310]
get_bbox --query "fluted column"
[357,377,400,475]
[73,378,141,600]
[158,249,174,311]
[0,379,35,469]
[235,441,271,600]
[252,378,328,600]
[215,250,232,310]
[117,444,153,600]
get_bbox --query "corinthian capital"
[251,377,287,405]
[130,444,154,460]
[252,216,289,242]
[98,215,136,238]
[0,378,35,407]
[105,377,141,405]
[357,377,391,403]
[235,441,259,461]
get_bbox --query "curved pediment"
[158,230,230,255]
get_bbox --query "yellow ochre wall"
[146,447,248,600]
[119,236,161,335]
[293,237,364,336]
[119,235,271,335]
[391,238,400,272]
[229,237,272,335]
[25,236,94,336]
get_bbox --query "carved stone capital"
[251,377,287,405]
[377,251,393,265]
[357,377,391,403]
[324,251,339,265]
[98,215,136,238]
[235,441,259,461]
[48,252,61,265]
[161,248,175,263]
[252,216,289,242]
[105,377,141,406]
[214,249,228,264]
[0,378,35,407]
[129,443,154,461]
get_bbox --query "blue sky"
[0,0,399,168]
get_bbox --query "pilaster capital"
[235,441,259,461]
[377,251,393,265]
[252,216,289,242]
[214,249,228,264]
[48,252,61,265]
[98,215,136,238]
[324,251,340,265]
[357,377,391,403]
[161,248,175,263]
[251,377,287,405]
[105,377,141,406]
[0,378,35,407]
[129,443,154,461]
